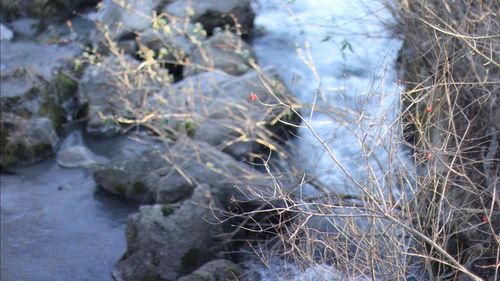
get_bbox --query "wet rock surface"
[57,145,100,168]
[0,40,80,167]
[113,184,224,281]
[0,116,59,167]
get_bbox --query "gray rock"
[8,18,39,38]
[184,31,255,77]
[9,16,99,45]
[57,146,99,168]
[29,117,60,147]
[164,0,255,35]
[0,24,14,41]
[112,184,224,281]
[93,148,176,203]
[164,69,300,159]
[136,20,204,63]
[0,115,59,167]
[0,41,80,168]
[177,259,240,281]
[0,41,81,82]
[77,55,166,136]
[96,0,164,39]
[93,138,271,204]
[79,57,298,158]
[43,16,100,45]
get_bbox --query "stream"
[252,0,403,196]
[1,1,403,280]
[0,131,149,281]
[248,0,404,279]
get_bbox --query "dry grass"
[84,0,499,280]
[226,1,499,280]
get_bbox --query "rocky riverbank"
[1,1,303,280]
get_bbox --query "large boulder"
[77,55,168,136]
[0,41,81,84]
[184,30,256,77]
[164,0,255,35]
[96,0,165,40]
[161,69,300,159]
[0,41,81,167]
[137,26,192,62]
[0,115,59,167]
[135,19,206,74]
[93,138,274,204]
[177,259,241,281]
[112,184,225,281]
[79,55,299,158]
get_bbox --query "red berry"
[249,92,257,101]
[426,106,433,113]
[482,216,488,223]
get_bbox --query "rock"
[96,0,164,40]
[0,41,80,118]
[8,16,99,45]
[136,20,204,63]
[0,41,80,168]
[77,55,167,136]
[94,148,177,203]
[0,24,14,41]
[46,15,100,45]
[8,18,39,38]
[177,259,241,281]
[57,145,99,168]
[1,115,59,167]
[163,68,300,159]
[0,41,81,82]
[112,184,224,281]
[184,30,255,76]
[1,0,99,20]
[164,0,255,35]
[93,138,271,204]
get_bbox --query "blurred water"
[249,0,405,279]
[252,0,404,198]
[0,131,146,281]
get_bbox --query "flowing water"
[0,131,146,281]
[1,1,404,280]
[247,0,405,279]
[252,0,403,195]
